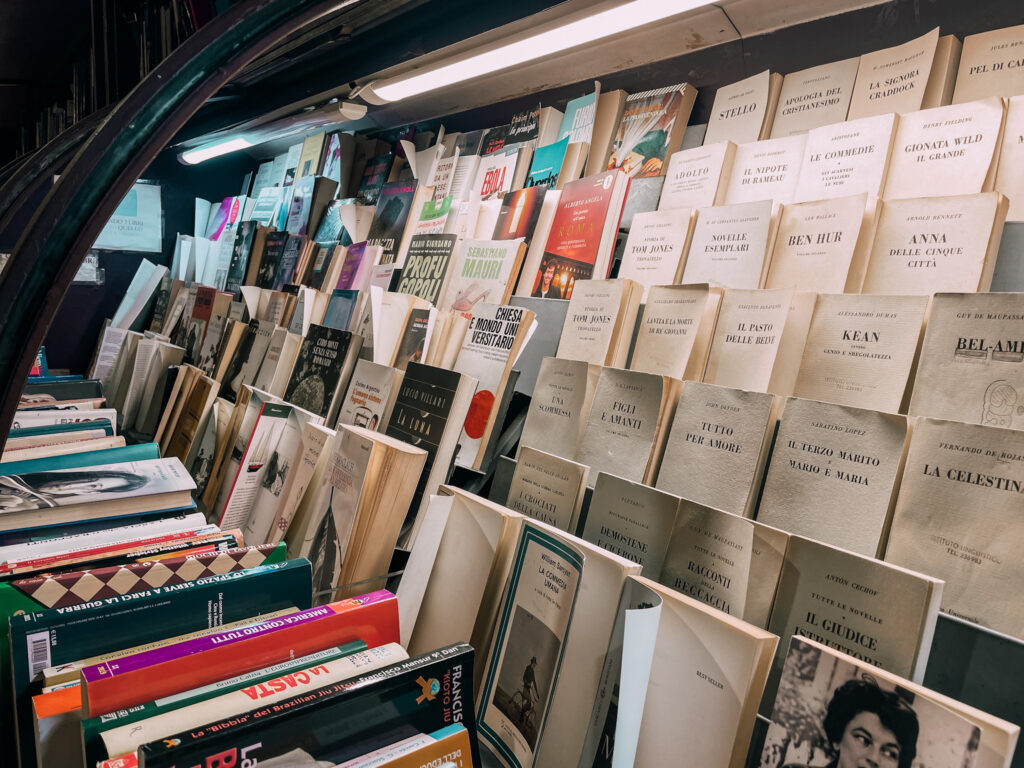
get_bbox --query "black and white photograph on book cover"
[762,637,981,768]
[493,605,561,751]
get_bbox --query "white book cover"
[770,57,860,138]
[682,200,774,289]
[794,113,898,202]
[658,142,734,211]
[723,134,806,206]
[704,70,772,146]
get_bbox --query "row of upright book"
[7,13,1024,768]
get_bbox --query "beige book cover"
[555,278,641,367]
[656,381,777,518]
[768,291,816,398]
[575,366,677,485]
[505,446,588,533]
[618,210,694,301]
[885,418,1024,639]
[910,292,1024,428]
[722,134,807,206]
[770,58,861,138]
[518,357,598,462]
[765,193,875,293]
[704,288,794,392]
[794,113,898,202]
[757,396,909,556]
[794,293,929,412]
[953,23,1024,104]
[704,70,778,146]
[766,535,943,706]
[659,500,754,619]
[658,141,735,211]
[625,575,778,768]
[862,192,1008,294]
[580,471,680,577]
[629,284,721,380]
[848,28,941,119]
[883,97,1006,199]
[995,95,1024,222]
[681,200,775,289]
[765,636,1019,768]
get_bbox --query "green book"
[8,558,311,768]
[82,640,367,765]
[7,419,114,439]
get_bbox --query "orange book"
[80,590,399,717]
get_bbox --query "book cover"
[395,234,458,305]
[355,151,393,205]
[793,293,928,412]
[953,23,1024,103]
[704,288,794,392]
[518,357,596,464]
[527,138,569,188]
[336,359,401,432]
[535,171,626,296]
[910,292,1024,429]
[885,418,1024,638]
[770,57,860,138]
[656,381,776,519]
[394,307,432,371]
[224,221,257,298]
[794,113,897,202]
[607,83,693,177]
[617,208,693,299]
[336,241,374,291]
[629,284,719,380]
[474,148,519,200]
[559,87,599,145]
[681,199,774,289]
[272,233,303,290]
[440,238,526,318]
[757,396,909,557]
[704,70,774,146]
[996,95,1024,222]
[847,27,940,119]
[284,324,360,421]
[658,141,735,211]
[256,231,288,289]
[368,181,417,264]
[555,278,640,368]
[722,134,806,206]
[505,447,587,533]
[492,186,547,245]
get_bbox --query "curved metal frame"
[0,0,361,449]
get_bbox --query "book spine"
[82,590,398,716]
[137,645,476,768]
[99,643,406,761]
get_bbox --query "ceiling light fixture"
[180,137,254,165]
[359,0,710,104]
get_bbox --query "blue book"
[24,374,83,384]
[0,442,159,476]
[559,87,599,144]
[323,289,361,331]
[527,136,569,188]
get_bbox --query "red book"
[535,170,630,299]
[80,590,399,717]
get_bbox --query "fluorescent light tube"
[180,137,254,165]
[368,0,710,103]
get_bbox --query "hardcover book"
[909,292,1024,429]
[847,27,940,119]
[704,70,783,145]
[861,192,1008,294]
[656,381,777,518]
[765,193,875,293]
[885,418,1024,639]
[681,199,775,289]
[722,134,806,206]
[769,57,860,137]
[283,324,363,424]
[793,293,929,412]
[658,141,735,210]
[628,284,720,380]
[757,396,909,557]
[606,82,696,178]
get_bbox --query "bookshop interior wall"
[1,0,1023,767]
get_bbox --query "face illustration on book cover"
[763,637,981,768]
[0,467,162,512]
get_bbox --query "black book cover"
[367,181,416,265]
[273,234,304,291]
[394,308,431,372]
[22,379,104,401]
[257,232,288,289]
[355,151,394,205]
[394,233,457,305]
[138,644,479,768]
[225,220,257,299]
[493,185,548,245]
[284,324,353,419]
[221,319,259,403]
[385,361,463,519]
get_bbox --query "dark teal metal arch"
[0,0,369,449]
